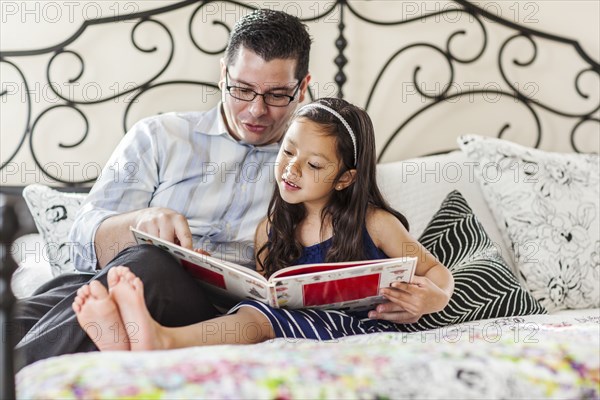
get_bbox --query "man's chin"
[240,130,278,146]
[239,134,264,146]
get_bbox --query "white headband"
[298,103,357,166]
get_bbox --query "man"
[13,8,312,368]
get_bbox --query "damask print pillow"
[22,184,87,277]
[459,135,599,312]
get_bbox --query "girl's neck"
[297,212,333,247]
[302,200,326,218]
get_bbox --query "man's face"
[220,47,310,146]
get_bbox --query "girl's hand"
[368,276,451,324]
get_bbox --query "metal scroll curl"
[0,59,30,171]
[378,90,543,162]
[374,1,599,160]
[28,104,93,185]
[189,1,255,55]
[498,34,600,118]
[46,18,175,105]
[571,117,600,153]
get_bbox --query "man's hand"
[95,206,194,268]
[368,276,451,324]
[193,248,211,256]
[134,207,193,249]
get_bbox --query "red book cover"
[302,273,380,306]
[182,259,226,289]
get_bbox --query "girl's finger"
[381,289,412,305]
[381,295,420,315]
[390,281,413,292]
[374,301,405,314]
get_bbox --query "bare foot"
[72,280,130,351]
[109,266,167,351]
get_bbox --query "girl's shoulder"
[366,206,399,225]
[257,217,270,230]
[366,207,409,245]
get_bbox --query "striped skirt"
[228,300,402,340]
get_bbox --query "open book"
[131,227,417,312]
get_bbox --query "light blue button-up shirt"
[69,105,280,273]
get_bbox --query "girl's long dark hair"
[257,98,409,277]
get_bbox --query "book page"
[269,257,417,312]
[270,259,378,279]
[130,227,270,304]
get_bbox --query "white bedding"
[16,308,600,399]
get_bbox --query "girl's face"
[275,118,345,211]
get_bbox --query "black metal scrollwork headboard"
[1,0,598,188]
[0,1,598,396]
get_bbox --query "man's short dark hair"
[225,9,312,81]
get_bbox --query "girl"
[72,98,453,350]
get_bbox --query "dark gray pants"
[11,244,219,370]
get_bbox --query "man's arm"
[69,116,192,272]
[94,207,192,269]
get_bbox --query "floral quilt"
[16,310,600,399]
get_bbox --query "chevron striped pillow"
[399,190,546,332]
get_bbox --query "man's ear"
[336,169,357,191]
[219,58,227,102]
[219,58,227,87]
[298,73,311,103]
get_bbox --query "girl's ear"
[335,169,357,191]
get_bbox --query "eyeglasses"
[225,68,301,107]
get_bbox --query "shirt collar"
[195,103,281,153]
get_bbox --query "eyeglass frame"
[224,67,302,107]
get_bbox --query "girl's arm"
[367,209,454,323]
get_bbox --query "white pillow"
[376,151,517,275]
[458,135,600,312]
[10,233,54,298]
[22,184,87,277]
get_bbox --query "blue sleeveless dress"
[227,228,406,339]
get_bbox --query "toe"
[88,280,110,299]
[124,270,137,284]
[77,285,90,298]
[113,266,131,279]
[73,296,84,307]
[107,267,120,289]
[132,277,144,295]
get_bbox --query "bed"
[1,1,599,398]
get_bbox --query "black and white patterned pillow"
[459,135,599,312]
[22,184,86,276]
[398,190,546,332]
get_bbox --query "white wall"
[1,0,598,186]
